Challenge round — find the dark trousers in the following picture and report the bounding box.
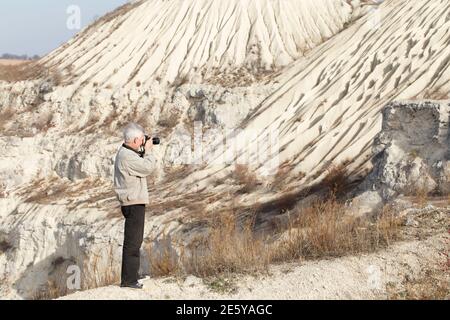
[121,204,145,285]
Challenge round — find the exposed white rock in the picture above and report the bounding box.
[361,101,450,200]
[349,190,383,218]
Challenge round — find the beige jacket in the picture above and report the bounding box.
[113,144,157,206]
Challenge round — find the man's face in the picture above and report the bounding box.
[128,134,145,150]
[135,135,145,147]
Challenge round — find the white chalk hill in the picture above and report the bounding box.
[181,0,450,193]
[42,0,365,88]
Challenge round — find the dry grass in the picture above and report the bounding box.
[164,165,194,182]
[271,195,402,261]
[81,113,101,134]
[19,177,70,204]
[421,89,450,100]
[147,236,182,277]
[84,247,121,290]
[156,107,181,137]
[322,162,352,197]
[0,240,13,254]
[115,107,154,135]
[171,74,190,88]
[233,164,260,194]
[82,0,143,36]
[204,65,276,88]
[145,193,402,282]
[33,247,120,300]
[182,210,270,278]
[17,176,115,209]
[412,186,429,208]
[157,111,180,131]
[0,107,15,131]
[270,162,295,191]
[0,61,64,86]
[32,256,76,300]
[0,61,42,82]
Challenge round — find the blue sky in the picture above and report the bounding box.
[0,0,129,57]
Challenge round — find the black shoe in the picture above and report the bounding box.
[120,282,143,289]
[138,274,148,280]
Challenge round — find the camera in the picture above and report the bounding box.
[138,135,160,158]
[145,135,160,145]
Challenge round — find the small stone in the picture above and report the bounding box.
[405,216,419,227]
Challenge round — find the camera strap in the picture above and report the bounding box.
[122,143,145,158]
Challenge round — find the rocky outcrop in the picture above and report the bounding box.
[362,101,450,201]
[348,100,450,218]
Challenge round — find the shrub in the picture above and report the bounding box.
[233,164,260,194]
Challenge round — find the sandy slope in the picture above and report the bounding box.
[59,232,448,300]
[42,0,366,87]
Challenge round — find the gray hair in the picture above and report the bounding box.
[123,122,145,142]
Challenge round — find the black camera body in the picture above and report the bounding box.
[145,135,160,145]
[138,135,160,158]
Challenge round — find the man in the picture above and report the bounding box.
[114,122,157,289]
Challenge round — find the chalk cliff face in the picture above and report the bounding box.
[0,0,449,299]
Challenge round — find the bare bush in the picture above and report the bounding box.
[233,164,260,194]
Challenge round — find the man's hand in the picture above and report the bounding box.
[144,139,153,154]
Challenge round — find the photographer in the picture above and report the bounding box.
[113,122,158,289]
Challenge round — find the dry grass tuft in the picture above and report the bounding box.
[322,162,351,197]
[233,164,260,194]
[411,183,430,208]
[421,89,450,100]
[164,165,195,182]
[171,74,190,88]
[33,248,120,300]
[84,248,121,290]
[0,240,13,254]
[270,161,302,191]
[19,177,70,204]
[183,210,270,277]
[147,236,181,277]
[0,107,15,131]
